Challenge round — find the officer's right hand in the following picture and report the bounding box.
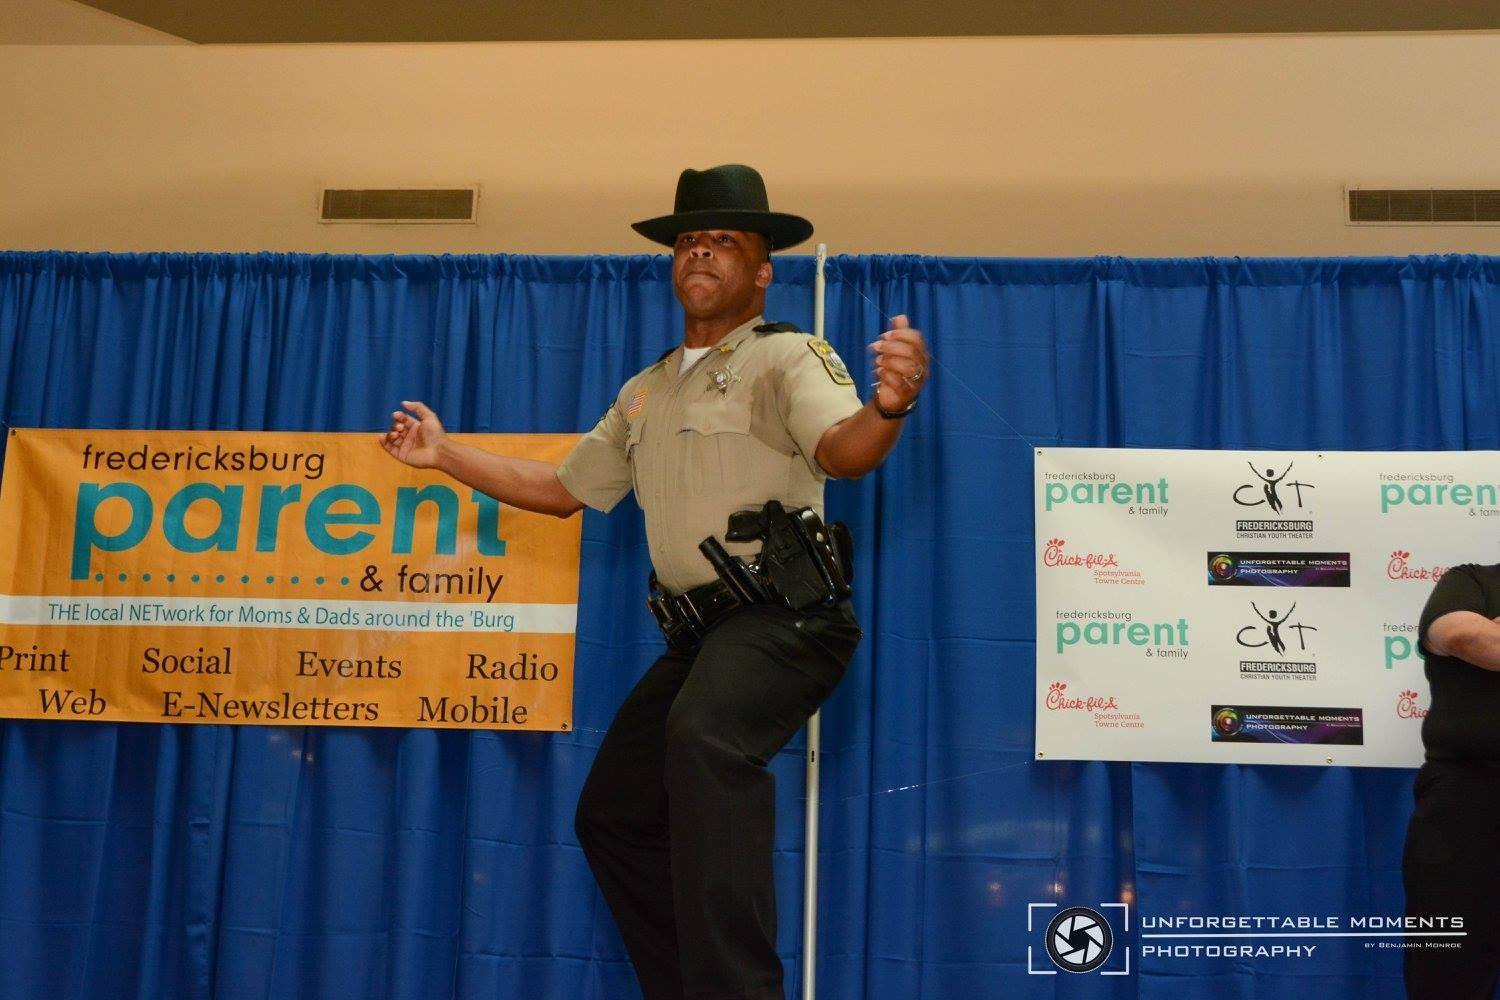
[381,400,446,469]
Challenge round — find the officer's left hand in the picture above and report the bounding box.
[870,315,930,413]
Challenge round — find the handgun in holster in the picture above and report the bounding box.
[718,500,853,611]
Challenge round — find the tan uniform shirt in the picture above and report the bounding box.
[557,316,864,593]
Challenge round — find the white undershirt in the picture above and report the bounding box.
[679,345,712,375]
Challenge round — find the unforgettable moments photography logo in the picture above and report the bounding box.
[1029,900,1466,975]
[1206,552,1351,588]
[1028,902,1130,975]
[1209,704,1364,746]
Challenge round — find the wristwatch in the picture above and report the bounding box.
[871,383,917,419]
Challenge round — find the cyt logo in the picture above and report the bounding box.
[1236,602,1316,656]
[1233,460,1314,515]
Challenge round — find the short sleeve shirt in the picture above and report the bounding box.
[1417,563,1500,761]
[556,316,864,593]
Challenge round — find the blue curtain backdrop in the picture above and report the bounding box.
[0,250,1497,1000]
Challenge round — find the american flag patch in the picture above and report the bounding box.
[626,389,648,419]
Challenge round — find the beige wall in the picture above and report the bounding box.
[0,0,185,44]
[3,32,1499,256]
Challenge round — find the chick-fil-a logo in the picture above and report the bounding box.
[1045,681,1120,712]
[1397,689,1429,720]
[1042,538,1119,571]
[1388,550,1449,583]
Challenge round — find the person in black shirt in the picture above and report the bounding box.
[1407,563,1500,998]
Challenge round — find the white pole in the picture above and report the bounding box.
[801,243,828,1000]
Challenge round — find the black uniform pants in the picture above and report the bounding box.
[574,601,860,1000]
[1402,760,1500,999]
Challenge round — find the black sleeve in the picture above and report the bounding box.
[1418,564,1486,656]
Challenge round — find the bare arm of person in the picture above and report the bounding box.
[1427,611,1500,671]
[380,400,582,518]
[815,316,930,479]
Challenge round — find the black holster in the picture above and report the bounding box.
[723,501,852,611]
[646,502,853,650]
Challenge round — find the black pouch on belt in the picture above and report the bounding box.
[646,573,700,651]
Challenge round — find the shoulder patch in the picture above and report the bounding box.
[807,339,855,385]
[754,321,805,335]
[626,388,649,420]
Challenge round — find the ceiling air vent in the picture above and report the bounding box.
[320,186,479,224]
[1347,188,1500,226]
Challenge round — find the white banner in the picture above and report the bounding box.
[1034,448,1498,767]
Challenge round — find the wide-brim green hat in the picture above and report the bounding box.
[631,164,814,251]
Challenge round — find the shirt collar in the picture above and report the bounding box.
[708,315,765,355]
[656,315,764,371]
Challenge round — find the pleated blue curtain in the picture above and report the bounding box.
[0,250,1495,1000]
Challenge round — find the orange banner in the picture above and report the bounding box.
[0,429,582,730]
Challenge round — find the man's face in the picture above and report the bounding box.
[671,229,772,322]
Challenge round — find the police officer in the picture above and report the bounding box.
[383,164,929,1000]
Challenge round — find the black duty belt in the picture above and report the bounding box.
[647,577,746,651]
[676,578,745,627]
